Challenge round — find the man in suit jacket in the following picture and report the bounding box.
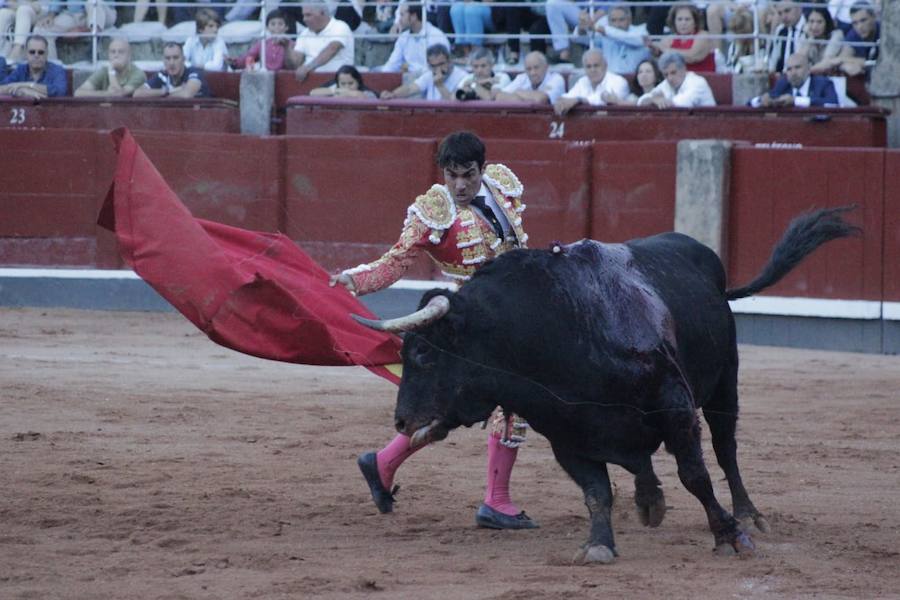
[767,0,806,74]
[750,52,839,108]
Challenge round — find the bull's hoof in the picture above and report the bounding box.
[714,531,755,557]
[573,544,616,565]
[636,496,667,528]
[739,513,771,534]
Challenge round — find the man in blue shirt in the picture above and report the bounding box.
[134,42,211,99]
[0,35,68,98]
[593,4,651,75]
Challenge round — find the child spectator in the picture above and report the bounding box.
[309,64,377,97]
[183,7,228,71]
[227,8,291,71]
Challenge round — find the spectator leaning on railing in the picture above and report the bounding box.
[289,0,355,82]
[74,37,146,97]
[492,50,565,105]
[591,4,650,76]
[0,34,66,97]
[379,2,450,76]
[134,41,211,98]
[799,7,845,75]
[601,57,663,105]
[310,64,377,97]
[749,51,838,107]
[637,51,715,108]
[647,3,715,72]
[836,1,879,77]
[768,0,806,73]
[227,9,292,71]
[381,43,466,100]
[183,8,228,72]
[553,48,628,115]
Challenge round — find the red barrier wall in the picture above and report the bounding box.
[590,141,676,242]
[883,151,900,303]
[728,146,884,300]
[0,98,240,133]
[484,139,591,247]
[284,99,886,147]
[283,135,438,276]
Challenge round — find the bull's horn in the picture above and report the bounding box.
[351,295,450,333]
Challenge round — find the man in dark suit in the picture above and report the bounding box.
[767,0,806,74]
[750,52,839,108]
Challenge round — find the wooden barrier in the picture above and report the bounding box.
[284,98,888,147]
[883,151,900,304]
[0,97,240,133]
[728,146,884,301]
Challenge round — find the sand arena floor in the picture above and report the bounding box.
[1,307,898,599]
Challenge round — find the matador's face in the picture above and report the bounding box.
[443,162,482,207]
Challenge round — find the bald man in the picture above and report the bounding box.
[492,51,566,105]
[75,38,147,98]
[554,49,629,115]
[750,52,838,108]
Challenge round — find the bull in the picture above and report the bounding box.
[353,207,859,563]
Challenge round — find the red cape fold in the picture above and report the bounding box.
[98,128,402,385]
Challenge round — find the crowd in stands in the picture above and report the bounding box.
[0,1,884,109]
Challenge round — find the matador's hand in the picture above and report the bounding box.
[329,272,357,295]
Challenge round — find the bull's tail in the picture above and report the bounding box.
[725,206,861,301]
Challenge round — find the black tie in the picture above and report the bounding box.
[471,196,504,240]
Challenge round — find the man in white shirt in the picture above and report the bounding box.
[638,51,716,108]
[492,51,566,105]
[554,49,629,115]
[768,0,807,73]
[380,44,466,100]
[290,0,355,82]
[380,2,451,76]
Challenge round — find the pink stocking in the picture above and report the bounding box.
[483,432,522,516]
[375,433,422,489]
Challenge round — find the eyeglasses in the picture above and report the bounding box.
[28,49,46,55]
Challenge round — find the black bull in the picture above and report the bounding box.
[354,207,859,563]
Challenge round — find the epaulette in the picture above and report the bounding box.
[483,164,524,198]
[408,185,456,230]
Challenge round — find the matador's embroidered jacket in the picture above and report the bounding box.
[343,164,529,296]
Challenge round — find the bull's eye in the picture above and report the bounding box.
[408,342,437,369]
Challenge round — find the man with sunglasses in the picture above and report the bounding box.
[0,35,67,98]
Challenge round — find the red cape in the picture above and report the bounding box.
[98,128,402,384]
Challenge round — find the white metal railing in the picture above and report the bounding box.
[12,0,881,72]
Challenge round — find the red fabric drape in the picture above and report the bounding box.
[98,128,402,384]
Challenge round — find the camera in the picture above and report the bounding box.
[456,88,479,101]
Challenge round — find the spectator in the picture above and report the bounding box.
[638,51,715,107]
[648,4,716,72]
[288,0,354,82]
[183,8,228,72]
[553,48,628,115]
[0,55,7,77]
[32,0,117,62]
[829,0,857,33]
[592,4,650,75]
[490,0,549,65]
[799,7,844,74]
[601,57,663,105]
[0,34,66,97]
[705,0,763,46]
[380,43,465,100]
[723,6,756,73]
[545,0,607,63]
[492,50,565,104]
[749,51,838,107]
[380,2,450,76]
[0,0,52,63]
[134,41,211,98]
[227,8,291,71]
[133,0,167,24]
[374,0,395,33]
[455,46,510,100]
[835,1,878,76]
[74,37,146,97]
[768,0,806,73]
[450,0,493,59]
[309,64,377,97]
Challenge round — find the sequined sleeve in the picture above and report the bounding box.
[342,215,433,296]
